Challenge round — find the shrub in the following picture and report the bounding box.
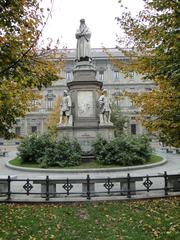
[40,138,82,168]
[17,132,55,163]
[93,135,152,166]
[18,133,82,167]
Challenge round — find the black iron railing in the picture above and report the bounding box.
[0,172,180,201]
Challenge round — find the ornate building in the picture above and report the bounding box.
[12,48,154,140]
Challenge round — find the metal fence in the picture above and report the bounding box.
[0,171,180,202]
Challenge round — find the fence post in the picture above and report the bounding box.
[27,178,30,195]
[127,173,131,198]
[7,175,11,200]
[164,171,168,196]
[46,176,49,201]
[86,174,91,200]
[67,178,70,195]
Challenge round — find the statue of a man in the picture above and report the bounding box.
[59,90,72,125]
[98,89,112,124]
[75,19,91,61]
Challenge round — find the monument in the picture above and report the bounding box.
[57,19,114,153]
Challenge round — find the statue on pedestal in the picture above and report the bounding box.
[98,89,112,125]
[59,90,72,126]
[75,19,91,62]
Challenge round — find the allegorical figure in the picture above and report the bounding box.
[75,18,91,61]
[98,89,112,124]
[59,90,72,125]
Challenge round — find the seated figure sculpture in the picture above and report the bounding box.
[98,89,112,125]
[59,90,72,125]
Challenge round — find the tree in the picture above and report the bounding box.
[111,101,129,136]
[113,0,180,147]
[0,0,63,138]
[48,96,61,136]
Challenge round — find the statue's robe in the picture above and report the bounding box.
[75,25,91,60]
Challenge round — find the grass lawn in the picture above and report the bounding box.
[0,197,179,240]
[9,154,163,169]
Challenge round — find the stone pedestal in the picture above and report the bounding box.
[57,61,114,153]
[57,125,114,152]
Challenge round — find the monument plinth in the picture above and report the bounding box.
[57,19,114,153]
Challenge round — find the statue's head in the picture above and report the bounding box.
[80,18,85,24]
[63,90,68,96]
[102,89,107,95]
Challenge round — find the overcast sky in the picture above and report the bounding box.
[41,0,145,49]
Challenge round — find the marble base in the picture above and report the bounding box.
[57,125,114,153]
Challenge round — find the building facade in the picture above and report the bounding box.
[12,48,154,139]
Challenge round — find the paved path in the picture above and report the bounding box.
[0,149,180,178]
[0,149,180,201]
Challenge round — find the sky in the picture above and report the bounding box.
[40,0,145,49]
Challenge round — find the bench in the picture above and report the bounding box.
[119,177,143,195]
[161,147,180,154]
[167,175,180,192]
[33,178,95,198]
[0,176,17,196]
[33,176,144,198]
[33,178,62,198]
[0,151,8,157]
[82,177,144,196]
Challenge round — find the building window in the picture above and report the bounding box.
[131,124,136,135]
[113,88,122,106]
[31,89,39,108]
[15,127,21,136]
[16,119,20,124]
[46,90,55,110]
[145,88,152,92]
[31,126,37,133]
[47,98,53,110]
[129,88,135,92]
[66,71,72,81]
[99,71,104,81]
[129,71,134,79]
[113,71,119,80]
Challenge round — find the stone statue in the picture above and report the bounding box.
[75,19,91,61]
[59,90,72,125]
[98,89,112,125]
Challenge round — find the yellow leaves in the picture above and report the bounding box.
[166,224,179,236]
[155,217,161,225]
[48,96,61,136]
[78,208,89,220]
[0,0,65,138]
[49,235,55,239]
[126,78,180,146]
[56,224,62,230]
[0,198,180,239]
[114,0,180,147]
[29,236,37,240]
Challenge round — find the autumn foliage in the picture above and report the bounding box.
[48,96,61,136]
[0,0,63,138]
[0,198,179,239]
[114,0,180,147]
